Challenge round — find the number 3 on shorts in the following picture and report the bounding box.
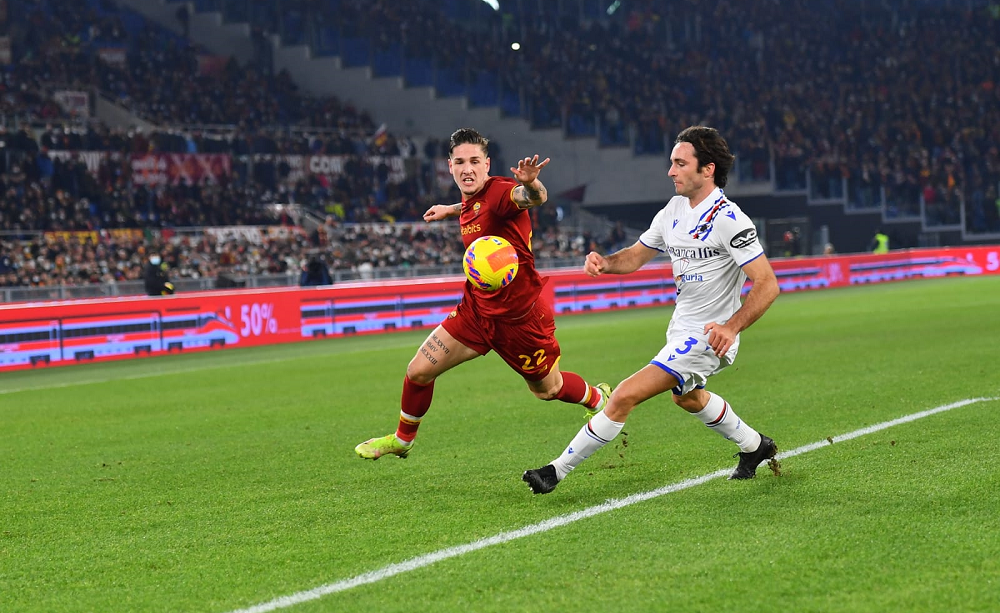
[675,336,699,355]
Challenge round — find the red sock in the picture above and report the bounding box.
[553,371,601,408]
[396,376,434,443]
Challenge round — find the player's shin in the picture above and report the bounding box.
[554,371,604,407]
[551,411,625,480]
[691,392,762,452]
[396,376,434,443]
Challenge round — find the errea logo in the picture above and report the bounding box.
[730,228,758,249]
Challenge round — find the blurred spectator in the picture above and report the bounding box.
[143,252,174,295]
[870,228,890,254]
[781,227,802,257]
[299,256,331,286]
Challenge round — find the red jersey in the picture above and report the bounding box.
[458,176,543,319]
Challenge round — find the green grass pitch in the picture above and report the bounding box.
[2,276,999,612]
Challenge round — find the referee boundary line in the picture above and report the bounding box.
[226,396,997,613]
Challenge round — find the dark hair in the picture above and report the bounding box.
[449,128,489,157]
[675,126,735,188]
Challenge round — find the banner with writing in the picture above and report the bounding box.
[131,154,232,186]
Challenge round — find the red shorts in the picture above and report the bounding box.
[441,292,561,382]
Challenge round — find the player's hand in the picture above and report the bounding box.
[584,251,608,277]
[704,322,737,357]
[423,204,453,222]
[510,155,550,184]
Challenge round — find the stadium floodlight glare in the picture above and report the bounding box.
[511,42,521,50]
[480,0,499,10]
[607,1,620,16]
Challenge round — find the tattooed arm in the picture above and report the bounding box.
[510,154,551,209]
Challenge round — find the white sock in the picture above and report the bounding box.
[692,392,761,452]
[551,411,625,480]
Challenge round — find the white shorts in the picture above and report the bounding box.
[650,320,739,396]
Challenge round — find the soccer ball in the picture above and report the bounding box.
[463,235,519,291]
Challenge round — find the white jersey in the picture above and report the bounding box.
[639,188,764,331]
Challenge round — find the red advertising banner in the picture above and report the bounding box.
[1,246,998,373]
[131,154,232,186]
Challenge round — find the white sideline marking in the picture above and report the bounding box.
[227,396,996,613]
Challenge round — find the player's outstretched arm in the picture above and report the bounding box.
[423,203,462,222]
[590,241,659,276]
[511,155,550,209]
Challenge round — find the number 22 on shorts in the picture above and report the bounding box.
[518,348,548,373]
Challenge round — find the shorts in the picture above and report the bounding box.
[650,319,740,395]
[441,293,561,383]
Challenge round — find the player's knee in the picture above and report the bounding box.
[405,361,435,386]
[530,378,561,400]
[606,388,640,416]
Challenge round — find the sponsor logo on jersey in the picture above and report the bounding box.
[730,228,758,249]
[678,273,704,282]
[461,223,482,235]
[668,246,721,259]
[673,258,705,285]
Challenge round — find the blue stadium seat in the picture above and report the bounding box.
[312,25,340,57]
[500,88,523,118]
[403,57,434,87]
[468,71,499,108]
[567,112,596,138]
[372,44,403,77]
[340,37,371,67]
[434,65,465,98]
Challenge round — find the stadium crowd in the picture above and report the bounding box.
[297,0,999,228]
[0,218,608,288]
[2,0,1000,292]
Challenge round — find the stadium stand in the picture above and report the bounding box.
[1,0,999,300]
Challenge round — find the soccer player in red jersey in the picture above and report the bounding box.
[355,128,611,459]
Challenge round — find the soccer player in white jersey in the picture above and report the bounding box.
[523,126,781,494]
